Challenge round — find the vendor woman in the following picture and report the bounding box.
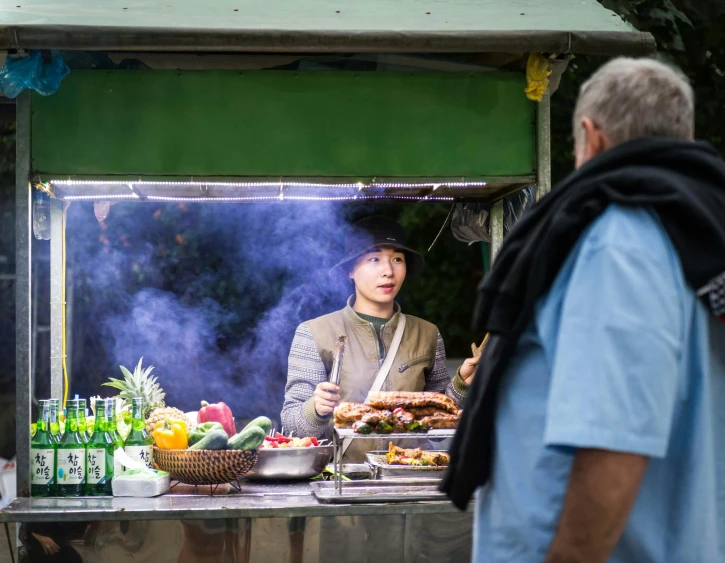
[281,215,478,440]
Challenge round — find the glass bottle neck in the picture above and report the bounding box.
[36,403,50,432]
[66,408,79,433]
[94,406,107,432]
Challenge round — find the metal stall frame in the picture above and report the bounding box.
[10,0,654,506]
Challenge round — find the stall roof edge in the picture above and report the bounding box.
[0,0,655,55]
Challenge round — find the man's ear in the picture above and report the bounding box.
[582,118,611,155]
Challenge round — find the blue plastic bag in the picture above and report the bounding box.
[0,50,70,98]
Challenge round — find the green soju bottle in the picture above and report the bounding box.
[77,399,90,443]
[56,399,86,497]
[85,400,114,496]
[49,399,61,444]
[124,397,153,469]
[105,398,125,477]
[31,400,57,497]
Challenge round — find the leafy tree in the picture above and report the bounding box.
[552,0,725,182]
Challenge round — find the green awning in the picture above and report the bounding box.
[0,0,655,55]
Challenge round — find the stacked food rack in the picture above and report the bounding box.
[311,428,456,503]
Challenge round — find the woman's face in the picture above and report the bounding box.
[350,246,407,308]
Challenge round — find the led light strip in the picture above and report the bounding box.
[137,195,454,203]
[61,194,140,201]
[50,179,486,189]
[147,195,280,202]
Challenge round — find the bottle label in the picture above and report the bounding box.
[58,448,86,484]
[87,448,107,484]
[124,445,153,469]
[31,448,55,485]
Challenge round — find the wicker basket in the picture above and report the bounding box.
[153,447,259,485]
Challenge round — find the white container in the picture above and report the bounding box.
[112,471,170,497]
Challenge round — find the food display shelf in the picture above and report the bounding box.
[333,429,456,439]
[331,428,456,494]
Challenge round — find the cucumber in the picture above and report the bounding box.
[242,416,272,435]
[227,426,266,451]
[189,429,229,451]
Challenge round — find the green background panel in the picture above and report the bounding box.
[31,70,535,177]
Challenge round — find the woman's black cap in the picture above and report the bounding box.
[329,216,424,277]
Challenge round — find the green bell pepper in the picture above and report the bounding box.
[188,421,225,446]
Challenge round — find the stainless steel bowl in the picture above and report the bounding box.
[245,445,334,480]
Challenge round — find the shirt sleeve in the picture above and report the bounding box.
[544,242,684,458]
[425,331,468,407]
[280,323,332,439]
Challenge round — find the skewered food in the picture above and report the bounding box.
[333,394,460,433]
[419,412,460,429]
[352,421,373,435]
[385,443,450,467]
[261,433,322,448]
[333,403,375,427]
[365,391,459,415]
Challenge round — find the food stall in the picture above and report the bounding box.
[2,1,653,561]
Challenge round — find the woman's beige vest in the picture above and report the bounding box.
[306,298,440,461]
[306,298,439,404]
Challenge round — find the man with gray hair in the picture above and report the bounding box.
[443,57,725,562]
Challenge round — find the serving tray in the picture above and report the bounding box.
[311,479,447,503]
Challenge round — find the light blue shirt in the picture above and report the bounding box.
[474,205,725,563]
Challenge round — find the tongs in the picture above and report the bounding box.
[329,335,347,386]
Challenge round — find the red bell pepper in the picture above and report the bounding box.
[198,400,236,437]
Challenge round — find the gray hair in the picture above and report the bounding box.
[573,57,694,147]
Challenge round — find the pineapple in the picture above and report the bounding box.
[103,357,193,434]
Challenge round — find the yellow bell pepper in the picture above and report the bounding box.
[152,418,188,450]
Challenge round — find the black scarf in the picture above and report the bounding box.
[440,137,725,510]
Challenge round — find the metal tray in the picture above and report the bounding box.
[311,479,447,504]
[365,451,448,480]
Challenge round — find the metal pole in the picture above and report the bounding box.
[15,91,32,498]
[536,90,552,201]
[490,200,504,262]
[49,198,64,400]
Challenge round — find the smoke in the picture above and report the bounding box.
[66,200,367,424]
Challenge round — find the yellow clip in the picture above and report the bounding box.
[525,53,551,102]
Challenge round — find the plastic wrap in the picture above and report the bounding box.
[503,185,536,235]
[450,185,536,244]
[524,53,551,102]
[0,51,70,98]
[451,203,491,244]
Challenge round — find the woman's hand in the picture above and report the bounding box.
[460,334,489,385]
[458,356,481,385]
[32,533,60,555]
[313,382,341,417]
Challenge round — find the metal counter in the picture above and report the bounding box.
[1,482,467,523]
[2,483,473,563]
